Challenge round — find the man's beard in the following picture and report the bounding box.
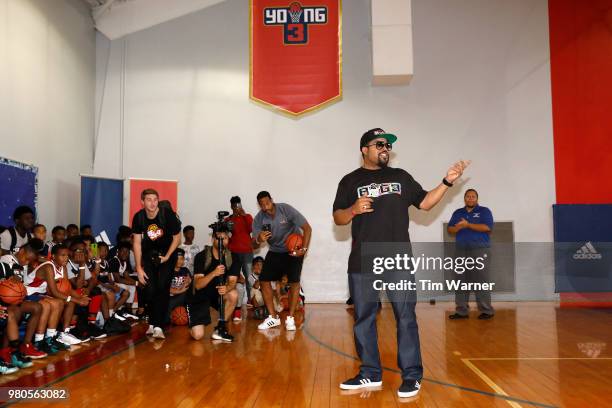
[377,154,389,168]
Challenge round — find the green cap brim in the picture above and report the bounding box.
[381,133,397,144]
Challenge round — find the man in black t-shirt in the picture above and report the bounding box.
[132,189,181,340]
[186,230,239,343]
[333,128,469,398]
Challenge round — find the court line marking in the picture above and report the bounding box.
[301,311,558,408]
[465,357,612,360]
[461,358,522,408]
[460,357,612,408]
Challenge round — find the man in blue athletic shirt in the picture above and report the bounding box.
[447,188,495,320]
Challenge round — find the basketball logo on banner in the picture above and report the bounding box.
[251,0,342,116]
[263,3,328,44]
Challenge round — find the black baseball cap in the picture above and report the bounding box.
[360,128,397,149]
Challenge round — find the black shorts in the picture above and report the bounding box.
[185,287,222,328]
[186,302,211,328]
[260,251,303,283]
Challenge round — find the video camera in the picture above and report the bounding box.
[208,211,234,234]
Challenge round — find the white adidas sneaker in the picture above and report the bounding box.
[258,315,281,330]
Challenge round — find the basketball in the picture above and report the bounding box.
[285,233,303,252]
[56,278,72,296]
[171,306,189,326]
[0,279,27,305]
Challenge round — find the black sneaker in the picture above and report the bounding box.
[397,379,421,398]
[88,324,108,340]
[448,313,469,320]
[69,327,91,343]
[34,339,58,356]
[339,374,382,390]
[10,351,33,369]
[211,327,233,343]
[51,335,71,351]
[478,313,494,320]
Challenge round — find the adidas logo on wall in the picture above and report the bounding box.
[573,242,603,260]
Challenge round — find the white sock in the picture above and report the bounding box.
[109,309,114,316]
[46,329,57,338]
[34,333,44,342]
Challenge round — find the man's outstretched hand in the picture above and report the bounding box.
[446,160,471,184]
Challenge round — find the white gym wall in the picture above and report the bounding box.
[87,0,555,302]
[0,0,96,226]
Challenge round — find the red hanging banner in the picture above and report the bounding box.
[250,0,342,116]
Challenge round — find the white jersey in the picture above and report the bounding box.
[67,259,92,281]
[0,228,30,253]
[0,254,25,281]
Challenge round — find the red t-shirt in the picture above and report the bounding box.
[226,214,253,254]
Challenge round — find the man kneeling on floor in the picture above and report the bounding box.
[186,229,239,342]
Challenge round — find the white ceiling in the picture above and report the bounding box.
[84,0,227,40]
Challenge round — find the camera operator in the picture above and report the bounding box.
[186,221,239,342]
[132,189,182,340]
[252,191,311,331]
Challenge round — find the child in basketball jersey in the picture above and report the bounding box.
[249,257,266,319]
[109,243,140,316]
[17,239,64,358]
[0,245,48,373]
[48,226,66,250]
[96,242,130,322]
[66,240,107,340]
[28,244,91,351]
[0,242,48,362]
[33,224,50,259]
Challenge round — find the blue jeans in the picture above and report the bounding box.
[348,273,423,381]
[233,252,253,302]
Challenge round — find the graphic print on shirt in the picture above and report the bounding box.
[147,224,164,241]
[356,182,402,198]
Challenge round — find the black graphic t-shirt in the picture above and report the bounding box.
[187,251,240,304]
[333,167,428,273]
[132,208,182,255]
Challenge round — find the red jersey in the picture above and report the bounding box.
[226,214,253,254]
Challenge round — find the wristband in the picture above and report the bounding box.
[79,266,86,270]
[65,296,72,303]
[442,178,453,187]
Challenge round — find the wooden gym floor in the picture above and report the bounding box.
[1,302,611,407]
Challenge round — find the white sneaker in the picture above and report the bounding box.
[285,316,296,331]
[152,327,165,339]
[146,325,155,335]
[57,331,82,345]
[258,315,281,330]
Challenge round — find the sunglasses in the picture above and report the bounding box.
[366,141,393,150]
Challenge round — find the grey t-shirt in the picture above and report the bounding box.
[252,203,307,253]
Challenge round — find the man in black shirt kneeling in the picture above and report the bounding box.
[186,230,239,342]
